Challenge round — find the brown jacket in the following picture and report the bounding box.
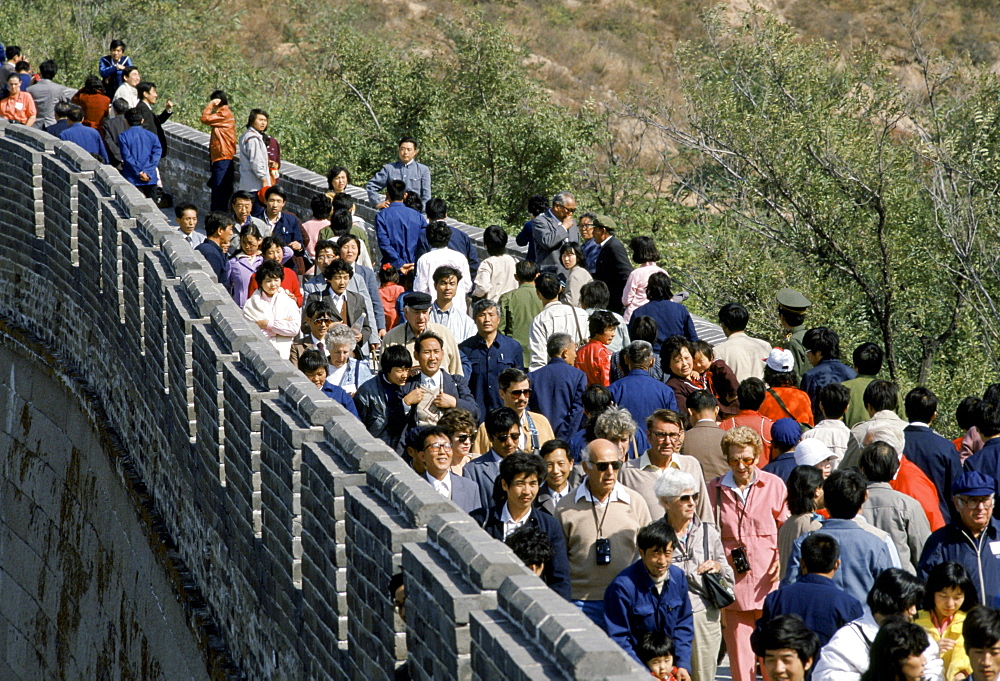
[681,419,728,481]
[200,103,236,162]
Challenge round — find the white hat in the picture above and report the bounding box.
[765,348,795,373]
[794,438,837,467]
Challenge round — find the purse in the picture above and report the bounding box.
[699,521,736,609]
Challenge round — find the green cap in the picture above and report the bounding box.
[593,214,617,232]
[775,288,811,312]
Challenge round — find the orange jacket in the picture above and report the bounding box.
[200,103,236,162]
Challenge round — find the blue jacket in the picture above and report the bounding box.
[800,359,857,423]
[567,427,650,463]
[515,219,536,262]
[459,332,523,420]
[321,383,359,418]
[472,504,571,600]
[919,518,1000,608]
[783,518,898,605]
[604,561,694,669]
[415,226,480,278]
[762,450,798,484]
[760,573,863,647]
[375,202,425,268]
[581,239,600,273]
[269,212,305,256]
[118,125,161,186]
[463,449,503,511]
[904,424,962,523]
[529,358,587,441]
[60,123,108,163]
[629,300,698,354]
[609,369,678,432]
[963,439,1000,519]
[195,240,229,284]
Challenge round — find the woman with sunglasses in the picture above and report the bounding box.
[655,468,732,681]
[707,426,789,681]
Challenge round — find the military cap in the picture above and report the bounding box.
[775,288,811,313]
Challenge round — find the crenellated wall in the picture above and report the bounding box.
[0,121,645,679]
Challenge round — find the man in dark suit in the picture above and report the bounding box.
[289,299,337,367]
[304,258,372,359]
[413,425,482,514]
[464,407,521,511]
[531,191,580,269]
[591,214,632,314]
[135,81,172,156]
[471,451,571,599]
[529,332,586,440]
[402,331,478,434]
[903,387,963,523]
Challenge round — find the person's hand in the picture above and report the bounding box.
[376,200,390,210]
[288,241,302,251]
[165,99,173,111]
[696,560,721,574]
[138,172,150,182]
[675,668,692,681]
[255,319,269,330]
[433,393,457,409]
[209,98,221,107]
[116,63,125,71]
[399,263,414,275]
[378,329,386,339]
[937,639,957,654]
[402,387,423,406]
[767,557,780,583]
[353,330,363,343]
[369,343,380,354]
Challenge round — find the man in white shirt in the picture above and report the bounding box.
[713,302,773,383]
[413,221,471,311]
[801,383,860,466]
[528,272,589,370]
[414,425,481,514]
[429,266,476,342]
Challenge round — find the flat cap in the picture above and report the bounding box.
[593,214,617,232]
[403,291,432,310]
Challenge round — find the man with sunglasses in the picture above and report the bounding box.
[471,368,554,456]
[530,191,580,269]
[414,426,481,514]
[463,407,523,511]
[556,438,651,630]
[289,299,337,367]
[620,409,711,523]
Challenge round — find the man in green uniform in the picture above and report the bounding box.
[775,288,811,381]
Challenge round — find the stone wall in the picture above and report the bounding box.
[0,123,645,678]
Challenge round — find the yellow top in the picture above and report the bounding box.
[915,610,971,681]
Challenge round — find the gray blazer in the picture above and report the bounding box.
[449,473,483,515]
[531,210,580,269]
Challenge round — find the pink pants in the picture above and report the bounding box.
[722,608,761,681]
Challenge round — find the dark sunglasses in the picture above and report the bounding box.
[675,493,700,503]
[507,388,532,397]
[591,461,623,472]
[455,434,472,443]
[495,432,521,442]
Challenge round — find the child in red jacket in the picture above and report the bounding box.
[575,311,618,387]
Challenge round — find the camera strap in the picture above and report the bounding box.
[590,492,613,538]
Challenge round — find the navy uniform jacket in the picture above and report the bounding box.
[919,518,1000,607]
[375,202,425,268]
[472,504,571,599]
[353,374,407,454]
[759,573,863,647]
[592,236,632,315]
[904,424,962,523]
[963,439,1000,519]
[630,300,698,355]
[321,383,360,418]
[459,332,523,419]
[529,358,587,440]
[604,561,694,669]
[609,369,678,433]
[268,212,305,257]
[800,359,857,423]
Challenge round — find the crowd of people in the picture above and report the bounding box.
[10,36,1000,681]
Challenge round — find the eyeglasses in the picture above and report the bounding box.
[312,317,334,324]
[672,493,700,503]
[650,430,683,441]
[494,432,521,442]
[728,457,756,466]
[454,434,472,443]
[958,496,994,508]
[590,460,623,472]
[556,203,576,215]
[423,442,453,453]
[506,389,532,397]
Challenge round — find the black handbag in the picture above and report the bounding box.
[701,494,737,609]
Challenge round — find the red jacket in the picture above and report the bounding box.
[575,340,612,387]
[891,456,946,531]
[247,266,303,307]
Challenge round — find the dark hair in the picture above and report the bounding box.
[540,439,571,459]
[853,342,884,375]
[312,239,336,256]
[687,390,717,413]
[204,212,235,237]
[261,236,286,257]
[297,349,327,374]
[984,383,1000,405]
[403,193,423,213]
[527,194,549,217]
[230,190,256,206]
[327,208,352,238]
[310,193,333,221]
[824,468,869,519]
[956,397,981,432]
[505,525,553,569]
[337,234,362,256]
[483,225,508,256]
[239,221,263,241]
[637,519,677,552]
[174,202,197,219]
[332,192,355,212]
[629,236,660,263]
[326,165,351,189]
[588,310,618,338]
[398,136,418,148]
[499,368,529,391]
[426,220,452,249]
[801,533,839,573]
[787,465,825,515]
[414,331,444,354]
[54,101,73,119]
[903,386,937,424]
[417,425,451,451]
[661,336,692,372]
[471,298,498,320]
[304,298,336,320]
[579,281,610,310]
[485,407,520,438]
[380,344,412,374]
[209,89,229,107]
[438,408,477,437]
[11,61,28,74]
[819,383,851,420]
[630,316,658,344]
[718,303,749,332]
[254,259,285,286]
[109,40,126,52]
[432,265,462,286]
[514,260,539,283]
[535,273,561,301]
[124,107,144,126]
[137,81,156,99]
[750,614,819,665]
[379,264,400,286]
[559,241,585,268]
[922,561,977,613]
[425,197,447,221]
[582,384,612,416]
[692,340,714,361]
[803,327,840,360]
[246,108,269,129]
[647,409,684,432]
[861,616,931,681]
[39,59,57,80]
[386,179,407,202]
[499,451,547,486]
[864,380,899,412]
[964,606,1000,651]
[82,74,104,94]
[646,272,673,301]
[264,186,287,202]
[323,258,353,281]
[979,401,1000,439]
[858,441,900,483]
[111,97,130,116]
[120,65,139,80]
[764,365,798,388]
[867,568,925,617]
[778,305,806,328]
[637,631,675,665]
[64,104,83,123]
[737,378,766,411]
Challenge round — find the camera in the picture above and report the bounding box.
[596,538,612,565]
[730,546,751,573]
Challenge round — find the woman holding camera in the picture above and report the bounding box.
[707,426,789,681]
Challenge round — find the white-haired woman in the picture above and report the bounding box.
[324,325,373,396]
[655,468,733,681]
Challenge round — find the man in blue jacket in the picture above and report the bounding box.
[604,520,694,676]
[528,332,586,440]
[903,386,963,523]
[799,327,857,423]
[375,179,425,275]
[118,107,161,198]
[609,340,678,430]
[459,298,523,419]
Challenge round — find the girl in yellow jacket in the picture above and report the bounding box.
[915,561,977,681]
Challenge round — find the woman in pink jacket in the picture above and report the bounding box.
[707,426,789,681]
[622,236,667,322]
